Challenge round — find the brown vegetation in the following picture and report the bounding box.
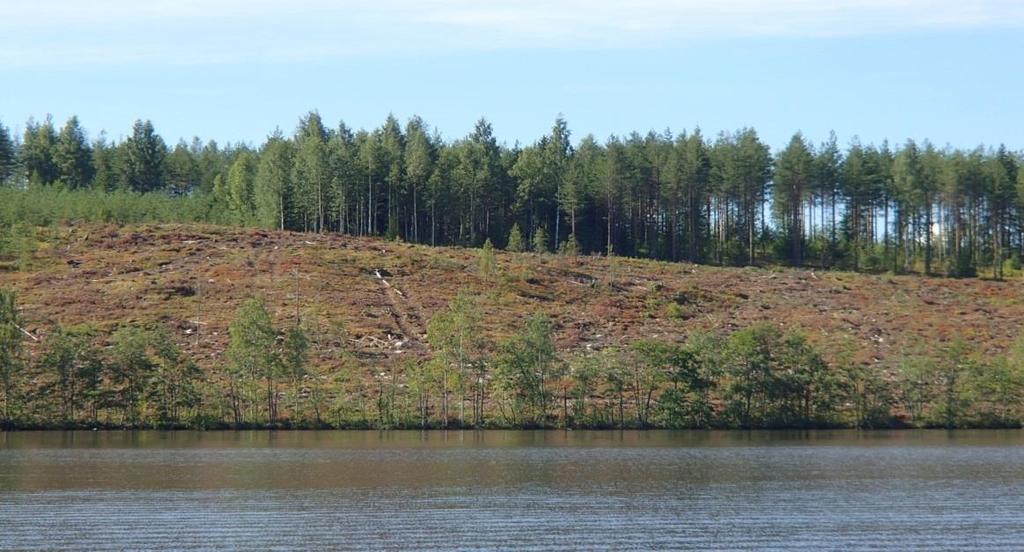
[4,223,1023,381]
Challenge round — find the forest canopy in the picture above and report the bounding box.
[1,113,1022,278]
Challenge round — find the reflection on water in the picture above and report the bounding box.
[1,430,1022,550]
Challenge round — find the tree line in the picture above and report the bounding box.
[2,113,1023,277]
[2,287,1023,430]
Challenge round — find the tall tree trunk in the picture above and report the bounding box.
[925,195,933,275]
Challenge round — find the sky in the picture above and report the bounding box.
[2,0,1023,150]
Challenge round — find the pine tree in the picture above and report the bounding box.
[532,226,549,253]
[478,238,497,278]
[773,132,814,265]
[814,132,842,254]
[560,233,580,256]
[506,223,525,252]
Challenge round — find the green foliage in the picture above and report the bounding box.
[934,340,973,428]
[0,120,16,185]
[898,355,935,424]
[532,226,548,253]
[36,326,104,424]
[255,134,294,230]
[967,337,1024,426]
[4,301,1024,430]
[559,233,580,256]
[282,326,310,382]
[122,120,167,193]
[0,224,39,271]
[227,298,279,425]
[773,132,813,265]
[2,113,1022,280]
[626,340,673,427]
[722,324,840,428]
[648,335,719,428]
[494,314,556,427]
[0,186,215,229]
[110,326,157,425]
[21,116,58,185]
[54,116,94,189]
[6,111,1024,429]
[293,112,331,233]
[227,151,257,224]
[0,289,25,423]
[149,326,202,426]
[893,339,1007,428]
[282,325,310,421]
[844,363,895,428]
[567,355,600,427]
[506,223,525,252]
[426,292,485,427]
[478,238,497,278]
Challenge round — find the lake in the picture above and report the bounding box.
[1,430,1022,550]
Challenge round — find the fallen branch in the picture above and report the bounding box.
[15,323,39,342]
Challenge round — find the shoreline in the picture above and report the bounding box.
[4,423,1023,432]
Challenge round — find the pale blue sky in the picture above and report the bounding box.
[2,0,1023,150]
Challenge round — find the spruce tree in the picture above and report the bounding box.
[255,133,294,231]
[122,119,167,193]
[91,134,117,191]
[54,116,94,189]
[21,116,58,185]
[0,121,16,185]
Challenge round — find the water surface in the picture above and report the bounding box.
[1,430,1022,550]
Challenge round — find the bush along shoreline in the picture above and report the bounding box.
[3,287,1024,431]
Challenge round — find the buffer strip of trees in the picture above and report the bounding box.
[1,114,1023,278]
[2,287,1024,430]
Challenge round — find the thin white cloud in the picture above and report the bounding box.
[3,0,1024,67]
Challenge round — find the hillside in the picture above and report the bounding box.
[4,223,1022,375]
